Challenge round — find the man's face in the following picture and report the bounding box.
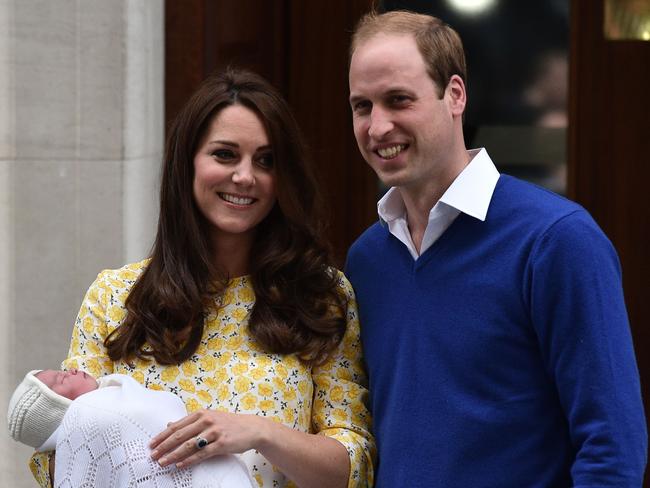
[36,369,98,400]
[349,33,460,191]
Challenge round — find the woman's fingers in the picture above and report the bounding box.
[150,415,205,465]
[149,412,199,449]
[151,428,206,466]
[174,434,219,469]
[156,430,211,467]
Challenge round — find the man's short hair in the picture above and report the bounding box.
[351,10,467,98]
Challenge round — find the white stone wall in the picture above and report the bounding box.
[0,1,164,486]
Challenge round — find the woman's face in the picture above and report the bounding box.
[193,104,277,246]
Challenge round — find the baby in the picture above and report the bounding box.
[7,369,254,487]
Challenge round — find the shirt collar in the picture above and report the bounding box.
[377,187,406,224]
[377,148,500,224]
[439,148,500,221]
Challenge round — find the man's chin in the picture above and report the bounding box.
[375,170,409,188]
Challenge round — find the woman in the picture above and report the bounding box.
[30,68,375,488]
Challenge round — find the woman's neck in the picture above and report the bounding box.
[209,231,254,278]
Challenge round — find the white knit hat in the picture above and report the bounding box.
[7,370,72,448]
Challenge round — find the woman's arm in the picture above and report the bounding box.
[61,267,124,376]
[307,273,376,487]
[255,418,351,488]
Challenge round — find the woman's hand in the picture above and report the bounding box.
[149,409,267,469]
[151,408,349,487]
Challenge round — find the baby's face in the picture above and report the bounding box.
[36,369,98,400]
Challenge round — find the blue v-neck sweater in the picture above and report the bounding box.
[346,175,646,487]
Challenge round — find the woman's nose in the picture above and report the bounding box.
[232,160,255,186]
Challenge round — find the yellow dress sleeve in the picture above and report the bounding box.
[60,268,118,375]
[28,269,119,485]
[311,272,376,488]
[29,452,53,488]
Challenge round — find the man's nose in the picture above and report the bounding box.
[368,108,394,139]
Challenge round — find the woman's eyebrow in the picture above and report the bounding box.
[207,140,238,147]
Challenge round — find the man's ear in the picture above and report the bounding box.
[446,74,467,117]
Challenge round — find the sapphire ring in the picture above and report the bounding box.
[195,436,209,449]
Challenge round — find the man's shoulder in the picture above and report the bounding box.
[497,175,580,212]
[494,175,591,228]
[494,175,614,257]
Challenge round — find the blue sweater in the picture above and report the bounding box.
[346,175,647,487]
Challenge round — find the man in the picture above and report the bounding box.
[345,10,647,487]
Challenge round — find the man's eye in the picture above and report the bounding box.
[353,101,371,113]
[389,95,409,104]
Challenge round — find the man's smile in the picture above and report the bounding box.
[376,144,408,159]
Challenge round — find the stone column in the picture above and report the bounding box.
[0,1,163,486]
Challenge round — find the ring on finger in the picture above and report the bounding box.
[195,435,209,450]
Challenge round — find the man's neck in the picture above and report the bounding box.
[400,151,471,253]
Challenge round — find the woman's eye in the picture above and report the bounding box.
[257,153,274,169]
[211,149,236,160]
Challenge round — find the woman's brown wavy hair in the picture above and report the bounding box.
[105,68,346,366]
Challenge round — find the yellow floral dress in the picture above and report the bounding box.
[30,260,375,488]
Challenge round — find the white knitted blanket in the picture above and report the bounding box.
[52,374,254,488]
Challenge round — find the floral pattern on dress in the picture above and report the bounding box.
[30,260,375,488]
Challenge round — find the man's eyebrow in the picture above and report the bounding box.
[349,94,366,105]
[350,87,414,104]
[386,88,408,94]
[384,88,415,97]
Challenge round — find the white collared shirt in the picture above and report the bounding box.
[377,148,500,260]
